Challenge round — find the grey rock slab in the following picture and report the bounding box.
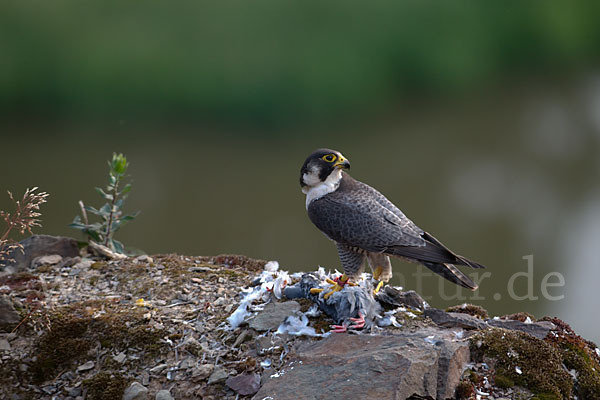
[141,371,150,386]
[123,382,148,400]
[113,352,127,363]
[248,301,301,331]
[77,360,95,372]
[0,235,79,273]
[424,309,554,340]
[486,319,555,340]
[72,259,94,270]
[0,295,21,328]
[424,308,488,330]
[155,390,174,400]
[149,363,168,374]
[178,357,195,369]
[233,329,252,348]
[207,366,229,384]
[436,336,470,398]
[192,364,214,381]
[58,256,81,269]
[134,255,154,264]
[226,372,261,396]
[31,254,62,268]
[0,339,11,351]
[253,326,470,400]
[41,385,56,395]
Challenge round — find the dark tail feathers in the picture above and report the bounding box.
[422,232,486,269]
[422,262,479,291]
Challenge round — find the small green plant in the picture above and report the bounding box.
[0,187,49,263]
[70,153,139,254]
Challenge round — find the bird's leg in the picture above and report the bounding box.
[372,266,384,280]
[373,280,385,295]
[368,254,393,295]
[330,312,365,333]
[371,266,386,295]
[309,274,356,299]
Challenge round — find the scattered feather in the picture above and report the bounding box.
[276,313,330,337]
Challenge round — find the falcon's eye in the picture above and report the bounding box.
[322,154,336,163]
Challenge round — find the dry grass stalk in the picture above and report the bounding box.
[0,187,49,262]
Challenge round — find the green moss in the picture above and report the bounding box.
[494,374,515,388]
[541,316,600,399]
[30,313,91,383]
[470,329,572,398]
[466,369,483,385]
[562,342,600,398]
[29,300,165,383]
[83,372,128,400]
[446,303,489,319]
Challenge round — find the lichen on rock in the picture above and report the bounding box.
[470,328,573,399]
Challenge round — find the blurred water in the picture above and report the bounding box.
[1,77,599,343]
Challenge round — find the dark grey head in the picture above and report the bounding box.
[300,148,350,189]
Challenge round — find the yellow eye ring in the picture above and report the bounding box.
[322,154,336,163]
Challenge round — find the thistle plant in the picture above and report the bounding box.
[0,187,49,263]
[70,153,139,254]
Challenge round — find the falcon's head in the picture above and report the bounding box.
[300,148,350,192]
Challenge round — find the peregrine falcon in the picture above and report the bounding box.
[300,148,485,297]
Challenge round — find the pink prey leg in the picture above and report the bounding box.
[330,312,365,333]
[348,312,365,329]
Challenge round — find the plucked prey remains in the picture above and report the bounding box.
[300,148,485,297]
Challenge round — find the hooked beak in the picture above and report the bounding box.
[334,156,350,170]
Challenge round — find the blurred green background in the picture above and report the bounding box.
[2,2,600,342]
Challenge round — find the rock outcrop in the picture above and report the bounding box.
[255,326,469,400]
[0,235,79,274]
[1,250,598,400]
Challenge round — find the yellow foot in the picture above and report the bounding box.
[373,280,384,296]
[309,274,356,300]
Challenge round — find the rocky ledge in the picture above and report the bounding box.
[1,236,599,400]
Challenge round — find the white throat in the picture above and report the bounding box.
[302,169,343,209]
